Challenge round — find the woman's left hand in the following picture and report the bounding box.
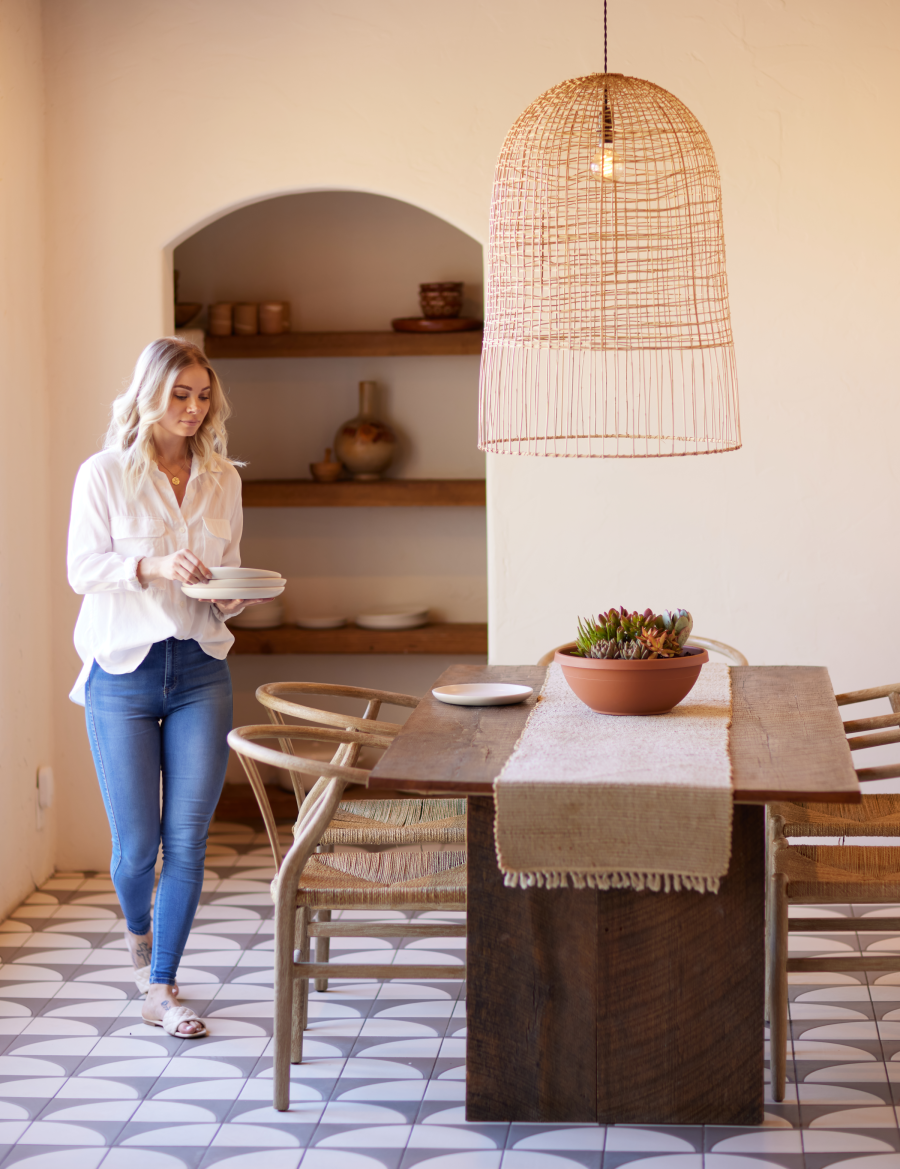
[200,598,274,616]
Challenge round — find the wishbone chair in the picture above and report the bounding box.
[255,681,467,990]
[227,723,466,1112]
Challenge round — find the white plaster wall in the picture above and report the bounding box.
[0,0,55,913]
[42,0,900,867]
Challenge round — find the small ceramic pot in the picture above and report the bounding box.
[175,302,202,327]
[555,646,709,715]
[259,302,290,334]
[310,448,343,482]
[233,303,259,336]
[208,302,234,336]
[334,382,397,481]
[419,282,463,319]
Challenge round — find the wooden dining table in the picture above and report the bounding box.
[367,663,860,1126]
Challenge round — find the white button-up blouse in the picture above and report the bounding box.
[67,449,243,705]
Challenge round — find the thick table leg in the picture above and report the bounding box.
[466,797,765,1124]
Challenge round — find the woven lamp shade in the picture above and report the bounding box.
[478,73,740,458]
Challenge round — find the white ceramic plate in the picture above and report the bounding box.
[182,584,286,600]
[295,616,348,629]
[207,566,283,579]
[432,683,534,707]
[356,608,429,630]
[206,577,286,589]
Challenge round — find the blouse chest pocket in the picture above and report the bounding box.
[110,515,166,556]
[202,516,231,567]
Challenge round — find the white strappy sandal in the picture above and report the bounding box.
[142,1003,208,1039]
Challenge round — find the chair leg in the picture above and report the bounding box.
[291,906,309,1064]
[273,895,297,1111]
[315,908,332,992]
[767,870,789,1102]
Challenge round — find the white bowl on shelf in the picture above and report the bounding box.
[355,605,429,631]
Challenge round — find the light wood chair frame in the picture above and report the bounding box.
[227,723,466,1111]
[766,682,900,1101]
[255,680,465,992]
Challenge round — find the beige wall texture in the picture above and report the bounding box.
[0,0,55,913]
[28,0,899,869]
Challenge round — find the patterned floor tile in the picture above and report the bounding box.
[10,835,900,1168]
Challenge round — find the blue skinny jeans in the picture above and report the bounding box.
[85,637,232,985]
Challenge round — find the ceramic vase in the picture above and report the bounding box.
[334,382,397,481]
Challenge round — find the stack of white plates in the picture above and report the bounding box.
[182,565,286,601]
[355,604,429,631]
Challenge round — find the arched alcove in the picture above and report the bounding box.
[174,189,484,331]
[174,190,487,770]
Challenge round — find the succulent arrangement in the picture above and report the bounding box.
[574,607,693,660]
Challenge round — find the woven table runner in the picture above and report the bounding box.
[494,662,734,893]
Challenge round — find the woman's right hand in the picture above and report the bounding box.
[137,550,211,587]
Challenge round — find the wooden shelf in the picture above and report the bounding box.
[205,330,482,359]
[229,622,487,656]
[241,478,485,508]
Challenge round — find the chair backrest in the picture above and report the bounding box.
[256,681,419,737]
[536,636,748,669]
[227,723,390,870]
[834,683,900,786]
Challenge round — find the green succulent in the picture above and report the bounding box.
[574,606,693,661]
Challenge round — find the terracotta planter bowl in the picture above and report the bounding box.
[555,646,709,715]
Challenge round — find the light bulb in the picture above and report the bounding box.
[590,142,623,182]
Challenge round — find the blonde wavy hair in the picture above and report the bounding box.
[105,337,233,496]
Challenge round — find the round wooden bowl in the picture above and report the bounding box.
[175,302,202,327]
[555,646,709,715]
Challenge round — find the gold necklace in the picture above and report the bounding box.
[157,453,191,487]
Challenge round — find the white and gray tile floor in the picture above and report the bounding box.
[2,824,900,1169]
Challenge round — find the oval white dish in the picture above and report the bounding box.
[432,683,534,707]
[182,584,286,600]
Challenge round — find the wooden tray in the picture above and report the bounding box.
[391,317,482,333]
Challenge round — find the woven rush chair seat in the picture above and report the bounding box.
[227,723,467,1112]
[322,799,467,848]
[770,795,900,837]
[766,680,900,1105]
[289,853,467,908]
[774,839,900,902]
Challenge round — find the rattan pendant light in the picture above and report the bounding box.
[478,10,740,458]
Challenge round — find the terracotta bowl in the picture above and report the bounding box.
[555,646,709,715]
[175,302,202,327]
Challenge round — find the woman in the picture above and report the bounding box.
[68,337,261,1038]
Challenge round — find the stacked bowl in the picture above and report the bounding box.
[182,565,285,601]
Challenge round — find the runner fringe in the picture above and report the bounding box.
[501,869,721,894]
